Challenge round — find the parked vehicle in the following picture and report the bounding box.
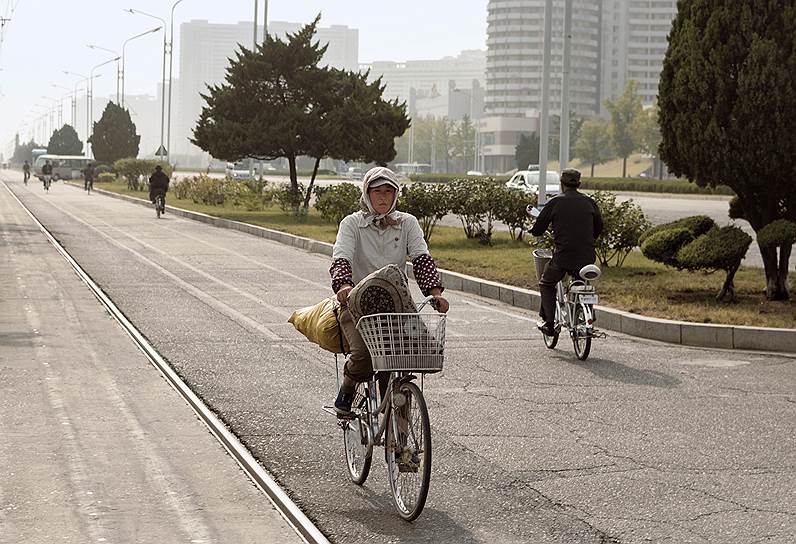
[33,154,91,181]
[505,170,560,197]
[225,160,254,181]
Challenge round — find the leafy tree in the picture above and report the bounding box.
[451,115,476,172]
[604,80,643,178]
[658,0,796,300]
[313,183,361,224]
[89,102,140,164]
[573,118,612,176]
[193,16,409,214]
[634,105,663,178]
[514,132,540,171]
[448,177,503,244]
[47,124,83,156]
[493,187,536,241]
[11,139,44,164]
[548,113,584,162]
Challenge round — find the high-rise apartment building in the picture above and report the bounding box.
[485,0,602,118]
[601,0,678,107]
[173,19,358,159]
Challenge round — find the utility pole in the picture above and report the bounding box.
[559,0,573,170]
[537,0,553,206]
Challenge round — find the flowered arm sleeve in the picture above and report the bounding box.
[329,258,353,293]
[412,254,443,296]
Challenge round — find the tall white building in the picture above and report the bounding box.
[485,0,602,118]
[601,0,678,107]
[173,19,358,160]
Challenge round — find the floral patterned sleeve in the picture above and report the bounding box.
[329,258,353,293]
[412,254,443,296]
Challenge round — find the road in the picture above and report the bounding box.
[4,170,794,543]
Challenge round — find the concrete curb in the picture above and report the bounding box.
[87,185,796,354]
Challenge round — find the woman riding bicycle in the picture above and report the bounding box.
[330,166,449,417]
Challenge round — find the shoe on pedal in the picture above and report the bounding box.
[536,320,555,336]
[334,389,354,418]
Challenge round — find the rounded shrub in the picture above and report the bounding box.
[641,227,694,266]
[97,172,116,183]
[314,183,361,224]
[398,182,451,241]
[676,226,752,272]
[640,214,715,244]
[756,219,796,248]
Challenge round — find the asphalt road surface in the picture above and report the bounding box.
[4,170,794,543]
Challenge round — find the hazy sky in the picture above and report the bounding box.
[0,0,488,153]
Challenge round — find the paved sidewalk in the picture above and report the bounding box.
[0,183,303,542]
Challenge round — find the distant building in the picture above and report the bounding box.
[363,50,487,118]
[601,0,678,108]
[173,19,359,159]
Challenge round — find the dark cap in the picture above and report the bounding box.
[155,165,163,171]
[560,168,582,187]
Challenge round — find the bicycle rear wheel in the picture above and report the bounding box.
[572,304,592,360]
[343,385,372,485]
[155,197,163,218]
[385,381,431,521]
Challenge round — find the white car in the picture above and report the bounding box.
[505,170,560,197]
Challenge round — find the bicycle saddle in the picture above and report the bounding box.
[579,264,601,281]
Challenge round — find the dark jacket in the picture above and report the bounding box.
[42,163,53,175]
[149,170,169,194]
[530,189,604,270]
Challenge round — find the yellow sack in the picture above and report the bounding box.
[288,296,350,354]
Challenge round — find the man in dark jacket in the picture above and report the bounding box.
[82,162,95,191]
[148,165,170,211]
[530,168,603,335]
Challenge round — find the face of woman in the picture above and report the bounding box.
[368,185,396,215]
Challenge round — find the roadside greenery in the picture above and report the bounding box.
[314,183,361,224]
[47,124,83,156]
[114,159,174,191]
[89,102,140,165]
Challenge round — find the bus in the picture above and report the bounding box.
[33,154,91,181]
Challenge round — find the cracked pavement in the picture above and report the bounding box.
[3,172,795,543]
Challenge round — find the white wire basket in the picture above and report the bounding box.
[356,313,446,373]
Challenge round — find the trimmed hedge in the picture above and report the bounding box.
[97,172,116,183]
[580,177,734,195]
[640,214,716,244]
[676,226,752,272]
[641,228,694,266]
[756,219,796,248]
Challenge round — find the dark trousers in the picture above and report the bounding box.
[539,260,580,323]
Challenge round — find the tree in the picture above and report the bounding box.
[11,139,44,164]
[451,115,476,172]
[89,102,140,164]
[192,16,409,213]
[634,105,663,178]
[548,112,584,163]
[47,124,83,156]
[604,80,643,178]
[658,0,796,300]
[573,118,612,176]
[514,132,540,171]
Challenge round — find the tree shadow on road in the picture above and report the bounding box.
[0,331,37,348]
[567,356,681,389]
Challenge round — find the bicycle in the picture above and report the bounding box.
[23,171,30,185]
[43,175,51,192]
[533,248,604,360]
[154,194,165,218]
[328,295,445,521]
[85,177,93,194]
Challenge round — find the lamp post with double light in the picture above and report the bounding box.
[87,44,121,103]
[121,26,162,108]
[125,8,167,160]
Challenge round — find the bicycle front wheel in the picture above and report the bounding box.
[542,300,562,349]
[343,386,372,485]
[572,304,592,360]
[385,381,431,521]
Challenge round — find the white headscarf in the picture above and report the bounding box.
[359,166,401,228]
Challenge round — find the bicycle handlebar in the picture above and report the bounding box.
[416,295,436,312]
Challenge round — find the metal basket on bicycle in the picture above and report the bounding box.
[533,248,552,283]
[356,313,446,373]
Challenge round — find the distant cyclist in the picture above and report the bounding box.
[148,165,170,213]
[22,160,30,185]
[41,160,53,190]
[82,162,95,192]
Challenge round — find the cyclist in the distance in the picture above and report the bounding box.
[530,168,603,336]
[22,160,31,185]
[148,164,170,213]
[41,160,53,190]
[82,162,95,192]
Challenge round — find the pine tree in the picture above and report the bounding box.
[47,124,84,156]
[89,102,140,164]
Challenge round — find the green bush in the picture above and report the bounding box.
[591,191,651,267]
[676,226,752,301]
[640,214,715,244]
[398,183,450,241]
[756,219,796,248]
[97,172,116,183]
[580,177,734,195]
[448,177,504,244]
[408,173,510,184]
[493,187,536,241]
[314,183,361,224]
[94,164,114,175]
[172,174,239,206]
[114,159,174,191]
[274,182,307,215]
[230,178,274,211]
[641,227,694,266]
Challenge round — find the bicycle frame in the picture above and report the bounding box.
[555,278,597,336]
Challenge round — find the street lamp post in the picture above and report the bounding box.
[167,0,188,164]
[125,8,168,161]
[52,84,72,127]
[88,57,121,158]
[121,26,162,108]
[88,44,121,103]
[41,97,59,137]
[64,71,101,146]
